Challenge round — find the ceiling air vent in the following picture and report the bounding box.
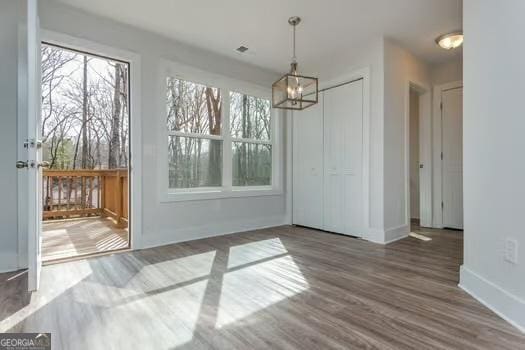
[236,46,249,53]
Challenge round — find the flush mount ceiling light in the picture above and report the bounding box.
[272,16,318,111]
[436,31,464,50]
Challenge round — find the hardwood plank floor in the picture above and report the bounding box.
[1,225,524,349]
[42,217,129,262]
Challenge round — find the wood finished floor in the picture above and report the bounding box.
[42,217,129,262]
[1,225,524,349]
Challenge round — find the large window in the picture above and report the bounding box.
[167,78,223,189]
[164,72,278,199]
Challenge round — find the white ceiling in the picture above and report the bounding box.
[55,0,463,75]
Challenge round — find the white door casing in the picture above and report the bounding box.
[442,87,464,229]
[26,0,42,291]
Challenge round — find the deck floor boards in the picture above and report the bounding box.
[42,217,129,262]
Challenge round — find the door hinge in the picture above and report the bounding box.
[441,151,443,160]
[441,201,444,209]
[24,138,42,149]
[440,102,443,111]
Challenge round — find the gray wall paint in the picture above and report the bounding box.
[0,0,22,271]
[383,39,430,231]
[37,1,288,256]
[431,56,462,85]
[461,0,525,330]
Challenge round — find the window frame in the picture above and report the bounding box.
[158,60,282,202]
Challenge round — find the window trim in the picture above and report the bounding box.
[158,59,282,202]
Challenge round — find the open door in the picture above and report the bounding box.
[26,0,43,291]
[442,86,464,229]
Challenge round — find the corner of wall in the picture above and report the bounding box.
[460,265,525,333]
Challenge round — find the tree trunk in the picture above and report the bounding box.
[119,66,128,167]
[108,64,122,169]
[81,56,89,169]
[205,88,221,185]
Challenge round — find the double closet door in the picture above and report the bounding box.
[293,79,364,237]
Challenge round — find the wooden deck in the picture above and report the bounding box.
[42,217,129,262]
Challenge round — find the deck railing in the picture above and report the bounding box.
[43,169,128,227]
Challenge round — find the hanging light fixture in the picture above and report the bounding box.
[436,31,464,50]
[436,0,463,50]
[272,16,318,111]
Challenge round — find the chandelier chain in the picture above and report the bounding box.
[292,23,297,64]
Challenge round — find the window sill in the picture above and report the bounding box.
[159,187,283,202]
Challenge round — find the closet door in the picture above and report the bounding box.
[323,80,363,236]
[292,96,324,229]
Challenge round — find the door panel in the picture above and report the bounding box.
[323,81,363,236]
[292,95,324,230]
[442,87,463,229]
[323,88,344,233]
[342,81,363,234]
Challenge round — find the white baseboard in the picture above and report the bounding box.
[364,228,386,244]
[0,252,19,273]
[363,225,410,245]
[459,265,525,333]
[139,215,288,250]
[384,224,410,244]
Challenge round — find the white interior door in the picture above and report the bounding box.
[323,80,363,236]
[27,0,42,291]
[341,80,363,234]
[292,95,324,230]
[323,87,345,233]
[442,87,463,229]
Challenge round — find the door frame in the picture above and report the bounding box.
[17,0,31,270]
[404,80,432,229]
[432,81,463,228]
[17,30,143,267]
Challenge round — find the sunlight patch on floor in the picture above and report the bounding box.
[127,250,217,293]
[216,254,308,328]
[227,238,288,269]
[83,279,209,349]
[0,261,93,333]
[409,232,432,241]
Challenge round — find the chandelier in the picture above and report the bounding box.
[272,16,318,111]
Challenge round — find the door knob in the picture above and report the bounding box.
[16,161,28,169]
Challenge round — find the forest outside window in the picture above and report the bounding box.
[230,92,272,187]
[164,68,278,200]
[167,77,223,189]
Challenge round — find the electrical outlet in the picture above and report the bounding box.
[504,238,518,264]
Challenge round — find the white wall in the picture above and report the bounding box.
[10,1,288,264]
[431,55,462,85]
[0,0,24,272]
[460,0,525,332]
[409,88,419,220]
[383,39,431,241]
